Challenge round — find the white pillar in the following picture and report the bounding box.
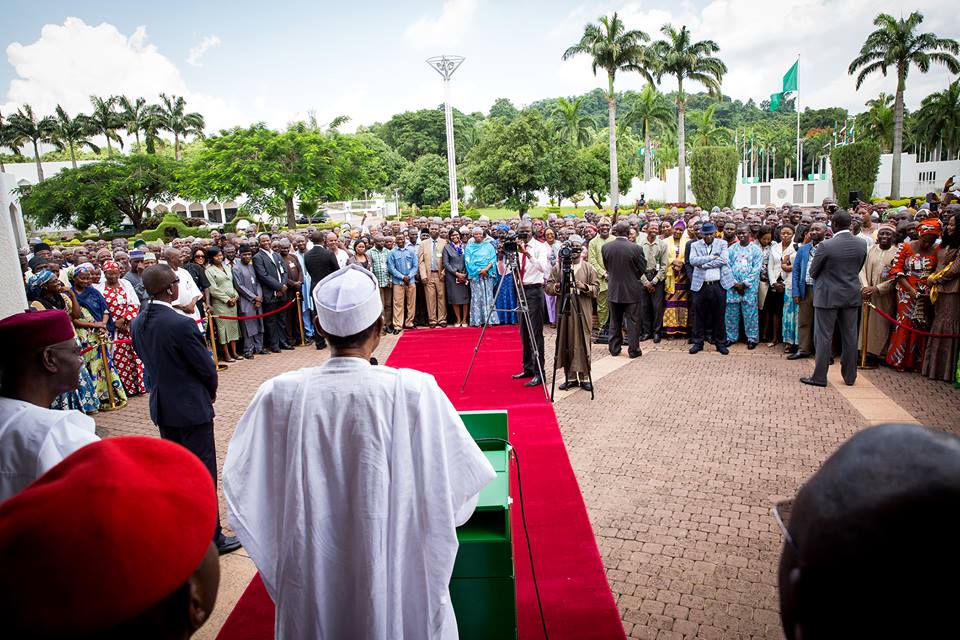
[443,78,459,217]
[0,173,28,318]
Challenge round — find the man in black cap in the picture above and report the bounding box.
[777,423,960,639]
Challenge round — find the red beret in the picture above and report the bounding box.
[0,437,217,636]
[0,310,75,355]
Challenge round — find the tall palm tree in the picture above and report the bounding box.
[118,96,151,149]
[7,105,56,181]
[688,104,728,147]
[651,24,727,201]
[914,79,960,159]
[563,12,652,210]
[551,96,596,147]
[158,93,205,160]
[0,110,24,173]
[51,106,100,169]
[623,84,674,179]
[88,95,123,156]
[861,95,895,152]
[848,12,959,198]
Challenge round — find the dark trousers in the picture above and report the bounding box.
[609,300,640,355]
[158,422,223,544]
[692,282,727,347]
[811,305,860,385]
[521,285,546,375]
[262,297,288,350]
[639,281,666,335]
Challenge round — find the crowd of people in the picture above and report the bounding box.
[18,194,960,413]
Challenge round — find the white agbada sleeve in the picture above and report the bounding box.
[36,414,100,477]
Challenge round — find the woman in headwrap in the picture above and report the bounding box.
[29,270,100,413]
[101,260,145,396]
[921,214,960,381]
[464,227,499,327]
[886,219,941,371]
[662,219,691,337]
[69,264,127,409]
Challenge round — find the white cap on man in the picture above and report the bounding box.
[312,265,383,336]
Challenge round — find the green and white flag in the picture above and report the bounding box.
[769,92,782,112]
[782,61,798,94]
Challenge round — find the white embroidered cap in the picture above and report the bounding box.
[312,265,383,336]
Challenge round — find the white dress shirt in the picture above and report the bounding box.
[520,238,552,285]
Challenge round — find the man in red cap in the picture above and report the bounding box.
[0,310,99,503]
[0,436,221,638]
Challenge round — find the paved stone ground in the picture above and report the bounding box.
[92,326,960,640]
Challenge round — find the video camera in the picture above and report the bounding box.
[501,228,529,255]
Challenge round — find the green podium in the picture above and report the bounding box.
[451,410,517,640]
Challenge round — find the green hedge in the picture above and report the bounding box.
[689,146,739,210]
[831,141,881,208]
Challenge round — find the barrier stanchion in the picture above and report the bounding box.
[858,302,876,370]
[98,337,122,411]
[207,314,227,371]
[296,293,306,346]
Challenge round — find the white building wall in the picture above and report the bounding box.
[0,173,28,318]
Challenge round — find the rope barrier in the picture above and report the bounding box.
[79,337,132,356]
[209,297,297,321]
[867,302,960,339]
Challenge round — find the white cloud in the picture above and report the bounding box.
[2,18,256,136]
[404,0,478,49]
[186,34,221,67]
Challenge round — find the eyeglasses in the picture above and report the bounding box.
[772,498,800,555]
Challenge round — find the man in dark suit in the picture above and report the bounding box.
[601,221,644,358]
[252,233,290,353]
[303,230,341,350]
[131,264,240,555]
[802,209,868,387]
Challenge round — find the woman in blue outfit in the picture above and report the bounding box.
[465,228,499,327]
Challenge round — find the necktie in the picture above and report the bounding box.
[521,254,527,280]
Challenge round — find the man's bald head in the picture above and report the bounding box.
[142,264,178,298]
[779,423,960,639]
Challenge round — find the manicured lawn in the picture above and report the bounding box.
[472,206,594,220]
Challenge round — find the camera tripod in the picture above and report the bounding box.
[462,249,550,401]
[549,258,595,401]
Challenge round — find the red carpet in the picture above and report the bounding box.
[216,326,624,640]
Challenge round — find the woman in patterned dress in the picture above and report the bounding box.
[662,220,690,337]
[27,270,100,413]
[69,264,127,409]
[886,219,941,371]
[100,261,145,396]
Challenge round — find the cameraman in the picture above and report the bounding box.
[546,235,598,391]
[511,221,551,387]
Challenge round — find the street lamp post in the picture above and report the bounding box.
[426,55,465,218]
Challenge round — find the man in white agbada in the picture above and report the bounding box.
[223,264,496,639]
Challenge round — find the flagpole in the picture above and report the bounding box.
[795,54,801,182]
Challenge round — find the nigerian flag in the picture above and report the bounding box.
[769,93,782,112]
[783,61,798,93]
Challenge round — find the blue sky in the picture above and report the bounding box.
[2,0,956,134]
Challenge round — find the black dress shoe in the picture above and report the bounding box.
[558,380,579,390]
[593,335,609,345]
[689,343,703,354]
[580,382,593,392]
[639,333,651,342]
[628,350,642,359]
[243,352,254,360]
[787,351,809,360]
[512,371,534,379]
[800,376,827,387]
[270,348,281,353]
[652,333,661,344]
[258,349,270,355]
[281,344,295,351]
[609,348,622,357]
[217,535,242,556]
[716,344,730,355]
[524,376,542,387]
[747,342,758,350]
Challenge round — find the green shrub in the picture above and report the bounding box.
[831,141,881,208]
[223,212,256,234]
[689,146,739,210]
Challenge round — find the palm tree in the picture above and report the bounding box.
[7,105,56,181]
[118,96,151,149]
[551,96,596,147]
[51,106,100,169]
[688,104,728,147]
[623,84,674,179]
[848,12,959,198]
[914,79,960,159]
[651,24,727,201]
[563,12,652,210]
[158,93,205,160]
[141,103,166,154]
[0,110,24,173]
[88,95,123,156]
[861,95,895,152]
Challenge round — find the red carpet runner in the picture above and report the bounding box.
[216,326,624,640]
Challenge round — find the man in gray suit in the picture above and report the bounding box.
[801,209,868,387]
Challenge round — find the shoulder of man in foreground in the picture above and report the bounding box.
[252,361,441,399]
